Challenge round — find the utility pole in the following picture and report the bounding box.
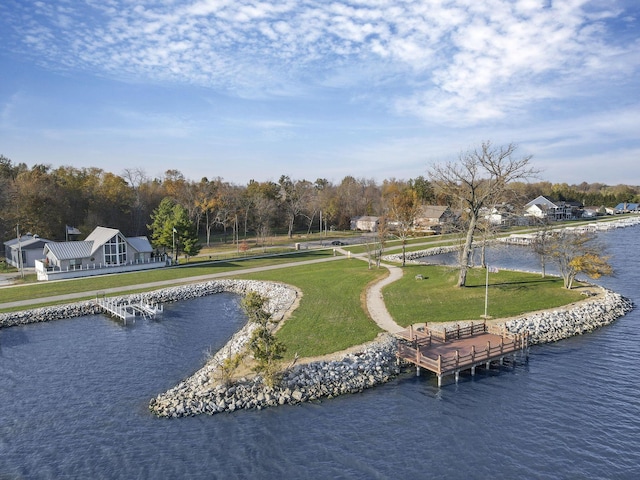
[16,223,24,278]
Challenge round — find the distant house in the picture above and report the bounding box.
[582,206,605,218]
[414,205,457,233]
[524,196,583,222]
[35,226,165,281]
[350,216,380,232]
[4,234,53,269]
[613,202,639,214]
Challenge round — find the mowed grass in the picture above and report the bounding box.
[235,258,386,359]
[384,265,585,327]
[0,250,333,305]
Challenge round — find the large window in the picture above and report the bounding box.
[104,235,127,265]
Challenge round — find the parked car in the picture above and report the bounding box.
[331,240,346,246]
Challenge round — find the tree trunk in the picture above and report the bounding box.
[457,215,477,287]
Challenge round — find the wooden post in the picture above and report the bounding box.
[455,349,460,366]
[455,370,459,383]
[437,354,442,373]
[437,374,443,387]
[500,337,504,354]
[416,347,421,377]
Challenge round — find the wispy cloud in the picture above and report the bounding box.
[2,0,638,127]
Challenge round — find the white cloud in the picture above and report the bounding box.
[2,0,638,128]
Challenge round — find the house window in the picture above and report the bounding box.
[103,235,127,265]
[70,258,82,270]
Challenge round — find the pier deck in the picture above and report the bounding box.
[396,322,528,386]
[95,295,163,323]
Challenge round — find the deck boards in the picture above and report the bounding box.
[396,324,528,386]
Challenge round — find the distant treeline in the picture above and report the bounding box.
[1,154,638,244]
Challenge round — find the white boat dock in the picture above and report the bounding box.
[95,295,163,324]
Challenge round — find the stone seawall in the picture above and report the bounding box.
[149,333,400,417]
[420,287,634,345]
[1,277,633,419]
[503,288,634,344]
[383,245,460,263]
[0,279,297,329]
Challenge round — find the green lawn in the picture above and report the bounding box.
[0,250,333,305]
[236,258,386,359]
[384,264,584,326]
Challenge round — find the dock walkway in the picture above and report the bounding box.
[396,322,529,386]
[95,295,163,324]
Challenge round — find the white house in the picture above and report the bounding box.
[350,216,380,232]
[35,226,166,281]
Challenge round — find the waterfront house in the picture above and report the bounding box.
[4,234,53,268]
[35,226,166,281]
[613,202,639,214]
[414,205,457,233]
[524,196,583,222]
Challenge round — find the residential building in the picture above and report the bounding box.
[350,216,380,232]
[35,226,165,281]
[4,234,53,269]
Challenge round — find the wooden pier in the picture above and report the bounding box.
[95,295,163,324]
[396,322,529,386]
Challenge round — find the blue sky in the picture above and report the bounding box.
[1,0,639,185]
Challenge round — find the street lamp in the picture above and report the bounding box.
[172,227,177,264]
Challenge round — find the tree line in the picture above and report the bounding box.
[1,153,638,249]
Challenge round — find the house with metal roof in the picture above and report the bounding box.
[35,226,166,281]
[4,234,53,269]
[613,202,639,213]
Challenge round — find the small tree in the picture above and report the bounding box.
[547,229,613,289]
[241,292,286,387]
[531,220,554,278]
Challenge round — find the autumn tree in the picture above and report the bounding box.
[546,229,613,289]
[382,180,421,267]
[429,141,537,287]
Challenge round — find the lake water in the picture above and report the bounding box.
[1,226,639,479]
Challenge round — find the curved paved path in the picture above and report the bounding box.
[365,262,404,333]
[336,249,404,334]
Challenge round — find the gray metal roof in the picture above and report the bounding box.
[43,227,153,261]
[4,235,52,250]
[127,236,153,253]
[45,241,94,260]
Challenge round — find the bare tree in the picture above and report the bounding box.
[429,141,537,287]
[382,180,421,267]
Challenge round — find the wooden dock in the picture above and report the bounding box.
[95,295,163,324]
[396,322,529,386]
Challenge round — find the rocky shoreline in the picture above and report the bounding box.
[1,277,634,419]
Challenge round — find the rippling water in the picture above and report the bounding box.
[1,227,639,479]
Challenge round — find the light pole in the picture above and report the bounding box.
[172,227,177,264]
